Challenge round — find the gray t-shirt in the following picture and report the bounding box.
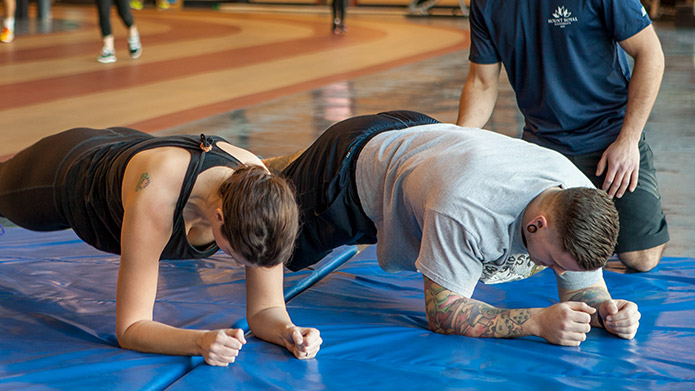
[355,123,601,297]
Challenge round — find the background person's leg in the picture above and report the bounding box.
[567,135,669,272]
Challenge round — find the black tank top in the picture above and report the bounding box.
[56,128,241,260]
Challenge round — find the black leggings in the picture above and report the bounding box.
[0,131,85,231]
[96,0,134,37]
[0,128,141,232]
[332,0,346,24]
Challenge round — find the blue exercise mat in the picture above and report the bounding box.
[0,228,356,390]
[2,228,694,390]
[166,246,695,391]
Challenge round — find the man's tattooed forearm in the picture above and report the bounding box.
[565,287,610,308]
[566,287,611,327]
[135,172,151,192]
[424,278,531,338]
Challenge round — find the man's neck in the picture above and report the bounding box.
[522,186,561,226]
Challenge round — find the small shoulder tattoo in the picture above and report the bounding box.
[135,172,151,192]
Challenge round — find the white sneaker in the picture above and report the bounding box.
[128,35,142,59]
[98,48,116,63]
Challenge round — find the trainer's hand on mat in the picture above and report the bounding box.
[596,137,640,199]
[199,328,247,366]
[538,302,595,346]
[282,326,322,359]
[599,299,640,340]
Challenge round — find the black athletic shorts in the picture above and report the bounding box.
[282,110,440,271]
[566,134,670,253]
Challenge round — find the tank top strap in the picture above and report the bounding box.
[173,147,206,220]
[151,133,241,221]
[161,133,242,259]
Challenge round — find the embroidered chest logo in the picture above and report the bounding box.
[547,6,578,28]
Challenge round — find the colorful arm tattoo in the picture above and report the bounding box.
[565,287,612,328]
[135,172,151,192]
[424,277,531,338]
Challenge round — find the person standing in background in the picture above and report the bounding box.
[96,0,142,63]
[331,0,347,34]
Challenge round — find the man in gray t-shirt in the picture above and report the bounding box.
[269,111,641,346]
[357,123,599,297]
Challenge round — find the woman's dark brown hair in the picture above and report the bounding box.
[218,164,299,267]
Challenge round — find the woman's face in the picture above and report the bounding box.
[212,210,252,268]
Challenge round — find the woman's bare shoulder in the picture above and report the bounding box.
[128,146,191,174]
[122,147,192,204]
[215,142,265,167]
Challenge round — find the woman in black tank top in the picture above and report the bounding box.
[0,128,322,365]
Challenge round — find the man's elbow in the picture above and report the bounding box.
[656,50,665,77]
[426,312,448,334]
[428,322,454,336]
[647,44,665,77]
[647,40,665,78]
[426,314,478,337]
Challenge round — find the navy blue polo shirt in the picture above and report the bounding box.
[468,0,651,155]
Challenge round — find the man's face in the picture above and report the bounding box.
[526,228,584,275]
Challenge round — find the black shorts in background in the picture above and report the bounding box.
[566,134,670,253]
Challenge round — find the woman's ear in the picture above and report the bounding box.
[214,208,224,224]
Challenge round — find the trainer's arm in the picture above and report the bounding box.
[246,265,322,359]
[424,275,596,346]
[559,279,641,340]
[456,61,502,128]
[596,25,665,198]
[116,156,245,367]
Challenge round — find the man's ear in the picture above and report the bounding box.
[530,215,549,230]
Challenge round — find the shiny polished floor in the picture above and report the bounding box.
[1,5,693,257]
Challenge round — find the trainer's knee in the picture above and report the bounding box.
[618,244,666,272]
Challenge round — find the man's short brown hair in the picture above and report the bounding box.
[218,164,299,267]
[552,187,619,270]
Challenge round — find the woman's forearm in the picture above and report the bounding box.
[247,306,294,347]
[118,319,206,356]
